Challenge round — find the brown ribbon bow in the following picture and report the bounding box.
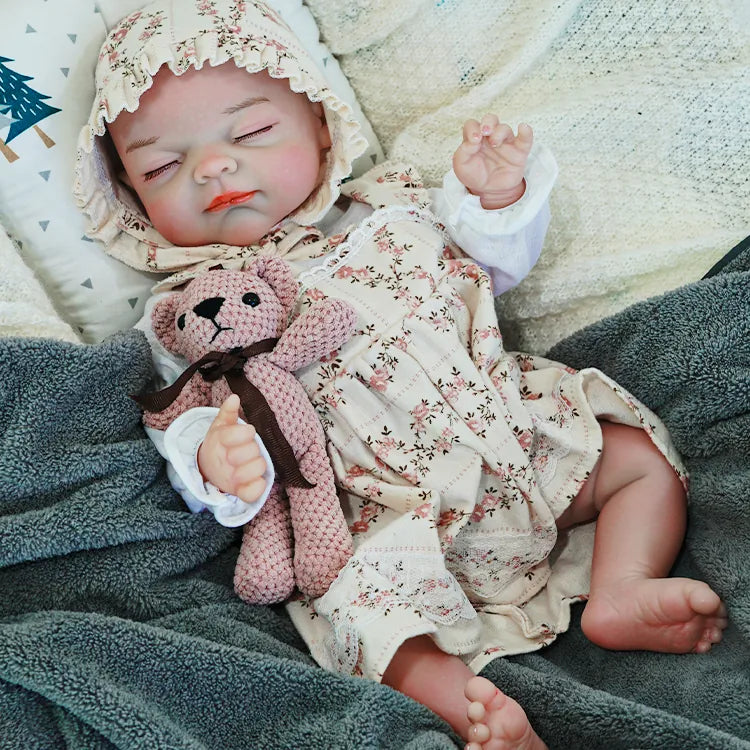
[132,337,315,489]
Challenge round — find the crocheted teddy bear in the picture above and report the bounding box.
[139,259,356,604]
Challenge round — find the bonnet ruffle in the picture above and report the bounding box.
[73,0,367,275]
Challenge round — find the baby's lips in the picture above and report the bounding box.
[206,191,257,212]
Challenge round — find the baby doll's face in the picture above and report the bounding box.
[108,62,331,247]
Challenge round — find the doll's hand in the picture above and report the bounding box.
[197,394,269,504]
[453,114,533,209]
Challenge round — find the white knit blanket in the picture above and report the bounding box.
[0,225,80,343]
[306,0,750,352]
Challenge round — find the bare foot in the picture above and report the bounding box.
[581,577,728,653]
[463,676,547,750]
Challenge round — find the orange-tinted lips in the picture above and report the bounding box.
[206,191,256,213]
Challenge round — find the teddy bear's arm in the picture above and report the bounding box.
[270,298,357,372]
[142,377,213,431]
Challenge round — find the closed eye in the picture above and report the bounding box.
[235,124,274,142]
[144,160,180,181]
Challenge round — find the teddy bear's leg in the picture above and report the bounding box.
[234,484,295,604]
[287,443,354,599]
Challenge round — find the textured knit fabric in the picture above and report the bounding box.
[144,262,357,603]
[0,224,80,343]
[304,0,750,353]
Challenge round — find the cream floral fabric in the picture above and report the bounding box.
[276,164,685,679]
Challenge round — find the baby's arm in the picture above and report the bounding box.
[430,114,558,295]
[197,394,268,504]
[136,296,273,527]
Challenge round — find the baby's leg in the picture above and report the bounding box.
[382,635,547,750]
[558,421,727,653]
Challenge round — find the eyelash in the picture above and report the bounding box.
[142,125,275,182]
[235,124,273,142]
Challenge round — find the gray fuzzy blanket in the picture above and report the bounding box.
[1,238,748,748]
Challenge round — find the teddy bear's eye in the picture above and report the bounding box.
[242,292,261,307]
[177,313,186,330]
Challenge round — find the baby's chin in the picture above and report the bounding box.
[155,217,278,248]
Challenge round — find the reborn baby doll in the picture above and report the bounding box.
[74,2,727,747]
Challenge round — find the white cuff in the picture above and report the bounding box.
[429,142,557,295]
[158,407,274,528]
[437,141,558,240]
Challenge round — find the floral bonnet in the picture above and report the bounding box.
[73,0,367,275]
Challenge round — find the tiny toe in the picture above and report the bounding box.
[706,626,724,644]
[468,723,491,743]
[465,675,499,704]
[465,743,482,750]
[467,700,486,723]
[688,584,722,614]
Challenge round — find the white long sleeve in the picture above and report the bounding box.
[429,142,558,294]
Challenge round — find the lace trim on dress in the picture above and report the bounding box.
[361,549,477,626]
[318,549,476,675]
[296,204,447,295]
[446,524,558,600]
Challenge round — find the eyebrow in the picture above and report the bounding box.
[125,136,160,154]
[221,95,270,115]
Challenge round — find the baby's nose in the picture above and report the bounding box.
[193,150,238,183]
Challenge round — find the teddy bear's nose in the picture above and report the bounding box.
[193,297,225,320]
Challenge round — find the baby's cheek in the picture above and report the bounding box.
[274,144,322,191]
[145,193,193,244]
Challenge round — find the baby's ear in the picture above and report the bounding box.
[312,102,332,149]
[151,293,182,352]
[248,258,299,317]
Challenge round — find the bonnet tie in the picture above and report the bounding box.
[132,337,315,489]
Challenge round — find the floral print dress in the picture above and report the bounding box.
[279,163,685,680]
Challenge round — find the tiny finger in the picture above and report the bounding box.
[462,118,482,145]
[487,122,513,148]
[232,455,269,485]
[215,393,241,425]
[226,440,262,466]
[516,122,534,150]
[218,423,258,448]
[235,477,269,505]
[479,113,500,136]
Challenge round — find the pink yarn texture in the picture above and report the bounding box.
[144,259,356,603]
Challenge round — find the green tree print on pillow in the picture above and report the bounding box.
[0,56,60,163]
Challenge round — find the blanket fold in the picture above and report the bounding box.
[0,331,456,750]
[2,253,750,747]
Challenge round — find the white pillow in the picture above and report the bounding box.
[0,0,383,343]
[0,1,160,343]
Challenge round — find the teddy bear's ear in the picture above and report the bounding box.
[151,293,182,353]
[248,257,299,316]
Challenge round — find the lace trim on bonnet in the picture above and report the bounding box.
[72,0,367,275]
